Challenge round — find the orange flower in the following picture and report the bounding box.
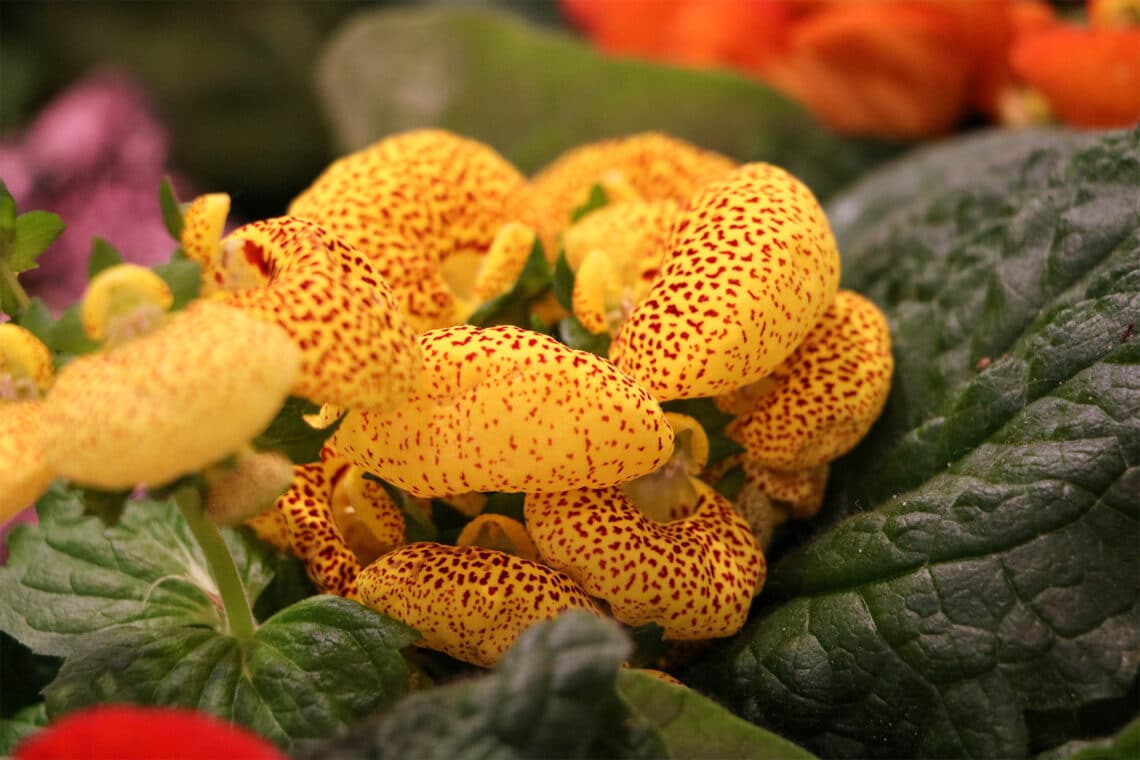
[1010,26,1140,127]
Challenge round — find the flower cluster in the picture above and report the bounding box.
[562,0,1140,135]
[1,129,892,669]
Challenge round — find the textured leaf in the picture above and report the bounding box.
[316,7,895,198]
[0,703,47,756]
[7,211,64,272]
[295,611,666,760]
[42,596,416,749]
[616,669,818,760]
[691,128,1140,758]
[0,486,274,658]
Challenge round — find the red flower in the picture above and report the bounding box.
[14,706,286,760]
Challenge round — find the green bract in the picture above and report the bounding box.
[688,127,1140,758]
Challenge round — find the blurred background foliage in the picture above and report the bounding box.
[0,1,563,218]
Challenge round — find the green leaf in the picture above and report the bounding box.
[14,299,53,346]
[159,176,184,242]
[0,632,60,718]
[552,250,575,312]
[0,485,274,658]
[616,669,818,760]
[690,128,1140,758]
[9,211,65,272]
[152,258,201,309]
[0,182,16,250]
[295,611,666,760]
[42,596,416,749]
[570,183,608,223]
[557,315,611,357]
[1037,716,1140,760]
[316,7,895,198]
[662,396,743,467]
[87,237,124,279]
[466,236,551,327]
[252,396,343,465]
[0,703,47,756]
[46,304,99,357]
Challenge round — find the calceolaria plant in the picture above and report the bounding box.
[5,124,1135,759]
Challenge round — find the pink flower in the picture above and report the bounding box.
[0,69,179,313]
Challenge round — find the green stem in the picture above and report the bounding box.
[1,262,30,315]
[174,485,257,640]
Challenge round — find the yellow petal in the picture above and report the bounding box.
[289,129,534,332]
[561,199,677,275]
[180,193,230,268]
[273,461,361,598]
[38,300,301,490]
[357,542,604,668]
[610,162,841,401]
[529,132,736,252]
[332,465,406,564]
[331,325,674,497]
[571,248,624,335]
[0,402,54,522]
[216,216,422,412]
[0,323,53,395]
[525,478,764,639]
[724,290,892,469]
[455,514,540,562]
[81,264,173,343]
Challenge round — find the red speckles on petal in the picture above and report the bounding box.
[216,216,421,412]
[529,132,737,250]
[525,478,764,639]
[289,129,535,332]
[723,290,892,470]
[331,325,674,497]
[610,162,841,401]
[357,542,603,667]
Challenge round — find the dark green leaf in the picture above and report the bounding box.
[152,258,201,310]
[14,299,53,346]
[616,669,818,760]
[78,488,132,526]
[466,236,551,327]
[87,238,124,279]
[690,128,1140,758]
[316,7,893,198]
[46,305,99,357]
[0,485,274,658]
[42,596,416,749]
[0,632,59,718]
[1037,717,1140,760]
[570,183,608,223]
[296,611,663,760]
[552,250,575,312]
[557,315,611,357]
[9,211,65,272]
[252,396,343,465]
[159,176,184,242]
[250,551,318,622]
[0,183,16,250]
[0,703,47,756]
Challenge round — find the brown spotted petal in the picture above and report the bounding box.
[610,162,841,401]
[525,478,764,639]
[216,216,421,412]
[724,290,893,470]
[38,300,301,490]
[529,132,736,249]
[289,129,534,332]
[331,324,673,497]
[273,460,361,599]
[357,542,604,668]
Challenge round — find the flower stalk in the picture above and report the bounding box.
[173,483,257,640]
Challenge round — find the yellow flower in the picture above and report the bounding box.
[37,266,302,490]
[0,324,55,520]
